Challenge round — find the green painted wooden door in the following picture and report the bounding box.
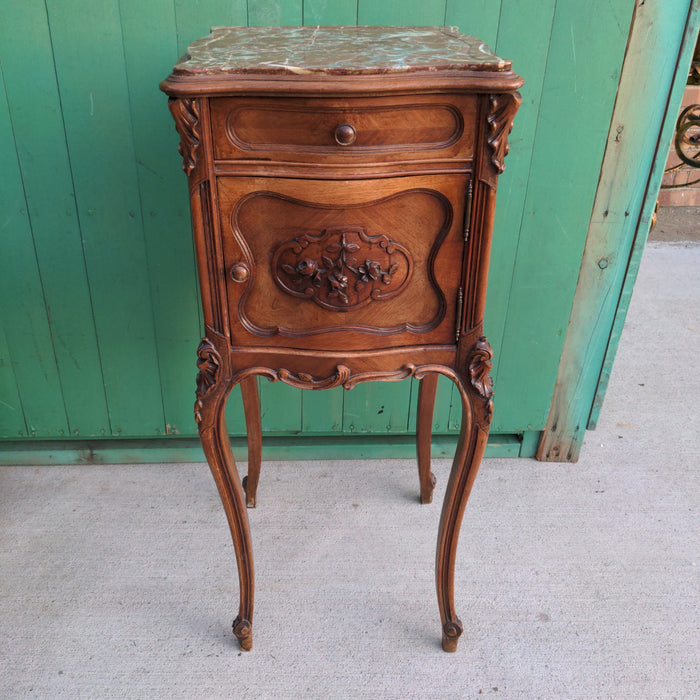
[0,1,656,458]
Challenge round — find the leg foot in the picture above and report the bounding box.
[233,616,253,651]
[421,472,437,505]
[242,475,256,509]
[441,618,464,652]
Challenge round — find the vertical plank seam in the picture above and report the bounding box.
[173,0,185,57]
[0,52,70,437]
[116,1,170,436]
[0,68,30,437]
[495,0,505,44]
[490,0,559,391]
[42,0,113,437]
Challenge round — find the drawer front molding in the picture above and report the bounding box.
[223,102,464,154]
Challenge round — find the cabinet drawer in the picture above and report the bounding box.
[210,95,476,164]
[218,174,467,351]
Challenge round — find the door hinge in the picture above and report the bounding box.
[455,287,464,342]
[463,179,473,243]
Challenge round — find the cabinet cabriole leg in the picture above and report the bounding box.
[195,338,255,651]
[436,339,494,652]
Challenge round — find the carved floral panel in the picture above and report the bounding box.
[272,226,413,311]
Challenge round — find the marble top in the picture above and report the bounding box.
[173,26,511,76]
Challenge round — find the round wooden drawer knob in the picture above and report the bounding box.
[230,262,250,282]
[334,123,356,146]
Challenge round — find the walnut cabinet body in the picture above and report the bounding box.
[161,26,522,652]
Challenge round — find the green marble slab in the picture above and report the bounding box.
[173,26,511,76]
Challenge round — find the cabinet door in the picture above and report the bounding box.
[217,174,468,351]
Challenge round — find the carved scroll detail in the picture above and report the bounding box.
[468,337,494,423]
[168,97,200,175]
[272,225,412,311]
[194,338,221,424]
[234,364,423,391]
[486,93,521,174]
[277,365,351,390]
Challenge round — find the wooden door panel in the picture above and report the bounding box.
[218,174,467,351]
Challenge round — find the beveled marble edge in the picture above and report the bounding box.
[172,26,512,77]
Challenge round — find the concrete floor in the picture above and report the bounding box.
[650,205,700,243]
[1,239,698,698]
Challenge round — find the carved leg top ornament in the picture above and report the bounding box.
[468,336,495,424]
[194,338,222,424]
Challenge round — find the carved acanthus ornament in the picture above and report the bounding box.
[168,97,200,175]
[468,337,494,423]
[194,338,221,423]
[272,226,412,311]
[486,93,521,174]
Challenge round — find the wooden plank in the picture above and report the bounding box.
[0,1,110,438]
[45,0,165,437]
[259,380,303,433]
[303,0,357,25]
[406,375,453,434]
[342,380,412,434]
[518,430,540,457]
[225,384,249,437]
[302,388,344,433]
[539,0,700,458]
[0,322,26,439]
[173,2,250,438]
[119,0,204,437]
[0,59,68,438]
[588,0,700,430]
[493,0,635,434]
[174,0,247,57]
[437,2,505,437]
[248,0,303,27]
[0,432,522,465]
[444,0,501,45]
[336,0,446,438]
[357,0,446,26]
[341,0,450,439]
[485,0,557,414]
[246,1,308,434]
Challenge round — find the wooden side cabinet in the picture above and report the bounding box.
[161,26,522,652]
